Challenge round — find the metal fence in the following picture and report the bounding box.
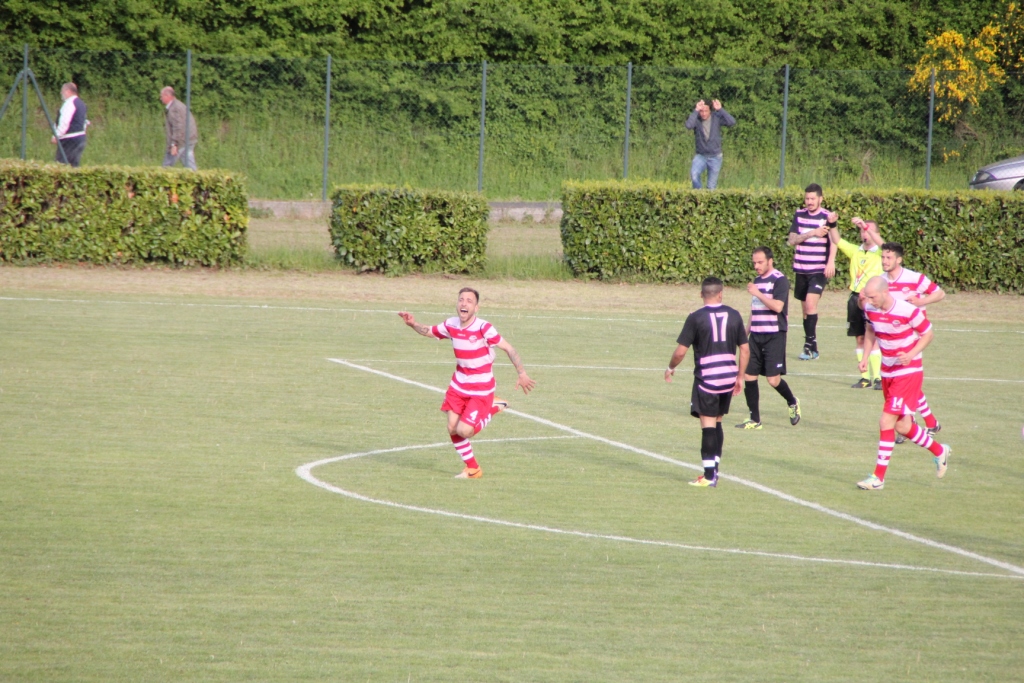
[2,45,1022,199]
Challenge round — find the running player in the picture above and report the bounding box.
[829,218,884,389]
[787,183,838,360]
[398,287,536,479]
[881,242,946,440]
[856,276,950,490]
[665,277,750,487]
[736,246,801,429]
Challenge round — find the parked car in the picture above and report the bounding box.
[969,154,1024,190]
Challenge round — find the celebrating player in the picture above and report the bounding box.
[736,246,801,429]
[856,276,950,490]
[829,218,884,389]
[665,277,750,487]
[881,242,946,441]
[398,288,536,479]
[787,183,838,360]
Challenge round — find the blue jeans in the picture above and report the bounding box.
[690,153,723,189]
[163,145,197,171]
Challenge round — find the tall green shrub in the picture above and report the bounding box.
[0,161,247,265]
[561,180,1024,292]
[329,185,488,273]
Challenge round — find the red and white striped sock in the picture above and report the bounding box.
[918,394,939,429]
[906,423,944,456]
[873,429,895,480]
[451,433,479,469]
[472,404,503,435]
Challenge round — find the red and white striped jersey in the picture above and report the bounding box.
[430,317,502,396]
[886,267,939,310]
[864,299,933,378]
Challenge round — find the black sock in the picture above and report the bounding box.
[701,427,717,480]
[744,380,760,423]
[773,379,797,406]
[715,422,724,474]
[804,314,819,350]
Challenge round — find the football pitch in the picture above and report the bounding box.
[2,276,1023,681]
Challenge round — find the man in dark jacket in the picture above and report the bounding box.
[51,82,87,167]
[684,99,736,189]
[160,86,198,170]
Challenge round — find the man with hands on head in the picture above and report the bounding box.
[685,98,736,190]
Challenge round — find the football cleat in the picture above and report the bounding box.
[493,397,509,413]
[688,475,717,487]
[851,378,872,389]
[872,379,882,391]
[798,347,820,361]
[857,474,885,490]
[926,423,942,436]
[735,419,763,430]
[454,467,482,479]
[935,445,950,479]
[895,433,906,445]
[789,398,801,426]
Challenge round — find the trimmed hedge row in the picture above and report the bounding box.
[330,185,489,274]
[561,181,1024,292]
[0,161,247,266]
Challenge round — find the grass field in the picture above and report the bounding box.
[1,264,1023,681]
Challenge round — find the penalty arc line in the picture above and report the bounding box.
[296,439,1023,581]
[327,358,1024,579]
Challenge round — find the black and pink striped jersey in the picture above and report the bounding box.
[677,304,748,394]
[789,208,833,274]
[749,269,790,334]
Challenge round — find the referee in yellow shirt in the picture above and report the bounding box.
[829,218,884,388]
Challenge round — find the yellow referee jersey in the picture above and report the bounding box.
[836,238,882,293]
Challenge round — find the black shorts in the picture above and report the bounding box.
[690,380,733,418]
[795,272,828,301]
[847,291,867,337]
[748,332,787,377]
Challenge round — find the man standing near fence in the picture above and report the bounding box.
[685,99,736,190]
[160,86,198,170]
[50,83,87,167]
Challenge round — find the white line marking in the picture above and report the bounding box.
[296,439,1022,581]
[2,296,1020,333]
[339,359,1024,384]
[328,358,1024,578]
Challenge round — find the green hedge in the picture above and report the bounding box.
[0,161,247,265]
[329,185,489,274]
[561,181,1024,292]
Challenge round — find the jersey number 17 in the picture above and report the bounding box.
[709,312,729,342]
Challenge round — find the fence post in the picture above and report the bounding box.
[322,54,332,202]
[623,62,633,180]
[477,61,488,194]
[21,44,28,160]
[184,49,192,167]
[778,64,790,189]
[925,67,936,190]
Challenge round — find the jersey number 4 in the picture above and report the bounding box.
[709,312,729,342]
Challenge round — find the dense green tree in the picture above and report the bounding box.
[0,0,1006,67]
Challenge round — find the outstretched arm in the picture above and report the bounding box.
[398,311,434,337]
[495,337,536,394]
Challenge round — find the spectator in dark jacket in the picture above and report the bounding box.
[684,99,736,189]
[160,86,198,170]
[51,82,87,167]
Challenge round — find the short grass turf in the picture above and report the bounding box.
[1,292,1023,682]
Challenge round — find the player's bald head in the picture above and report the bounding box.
[864,276,889,296]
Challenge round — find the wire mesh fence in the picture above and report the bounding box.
[2,45,1023,199]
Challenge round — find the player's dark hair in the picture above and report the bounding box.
[752,246,774,262]
[804,183,823,196]
[458,287,480,303]
[701,277,724,298]
[881,242,904,258]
